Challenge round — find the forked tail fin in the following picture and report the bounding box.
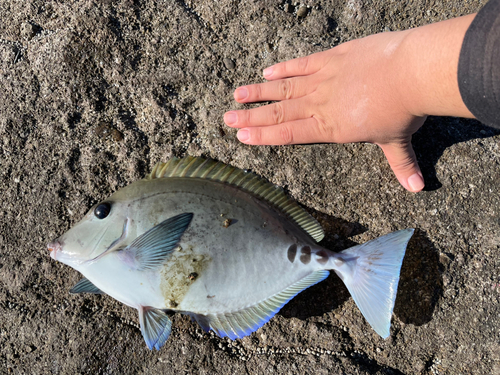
[334,229,414,338]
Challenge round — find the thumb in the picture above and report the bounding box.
[378,140,424,192]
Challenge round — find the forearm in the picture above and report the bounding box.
[396,14,476,119]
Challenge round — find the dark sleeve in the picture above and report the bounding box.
[458,0,500,128]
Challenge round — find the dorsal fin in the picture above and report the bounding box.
[146,156,324,242]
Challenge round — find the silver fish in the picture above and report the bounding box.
[48,156,413,350]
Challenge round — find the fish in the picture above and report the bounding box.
[47,156,413,350]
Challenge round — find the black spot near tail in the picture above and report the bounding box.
[316,250,328,265]
[287,244,297,263]
[300,246,311,264]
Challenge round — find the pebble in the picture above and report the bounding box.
[111,129,124,142]
[94,122,123,142]
[95,122,112,137]
[20,22,40,41]
[223,58,235,70]
[297,6,308,18]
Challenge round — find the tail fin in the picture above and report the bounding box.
[335,229,414,338]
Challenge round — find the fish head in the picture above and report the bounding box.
[47,197,132,268]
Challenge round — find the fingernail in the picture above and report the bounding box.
[407,173,424,192]
[234,87,249,101]
[237,129,250,142]
[224,112,238,125]
[263,66,274,78]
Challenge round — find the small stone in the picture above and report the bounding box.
[297,6,308,17]
[95,122,111,137]
[223,58,235,70]
[20,22,40,41]
[111,129,123,142]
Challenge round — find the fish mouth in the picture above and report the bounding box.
[47,240,62,260]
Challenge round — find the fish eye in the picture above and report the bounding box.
[94,202,111,219]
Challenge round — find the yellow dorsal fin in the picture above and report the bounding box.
[146,156,325,243]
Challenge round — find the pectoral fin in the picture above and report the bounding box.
[123,213,193,271]
[138,306,172,350]
[69,278,104,294]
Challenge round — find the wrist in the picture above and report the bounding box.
[395,14,476,119]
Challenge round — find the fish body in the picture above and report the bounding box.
[48,157,413,350]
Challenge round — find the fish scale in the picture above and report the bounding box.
[48,156,413,350]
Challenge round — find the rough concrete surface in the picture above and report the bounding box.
[0,0,499,374]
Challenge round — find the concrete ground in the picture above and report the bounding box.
[1,0,498,374]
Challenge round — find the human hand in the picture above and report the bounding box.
[224,15,475,192]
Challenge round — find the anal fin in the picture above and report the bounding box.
[191,270,329,340]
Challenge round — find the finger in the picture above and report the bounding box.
[235,117,334,145]
[378,141,424,193]
[234,76,317,103]
[263,50,332,80]
[224,98,312,128]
